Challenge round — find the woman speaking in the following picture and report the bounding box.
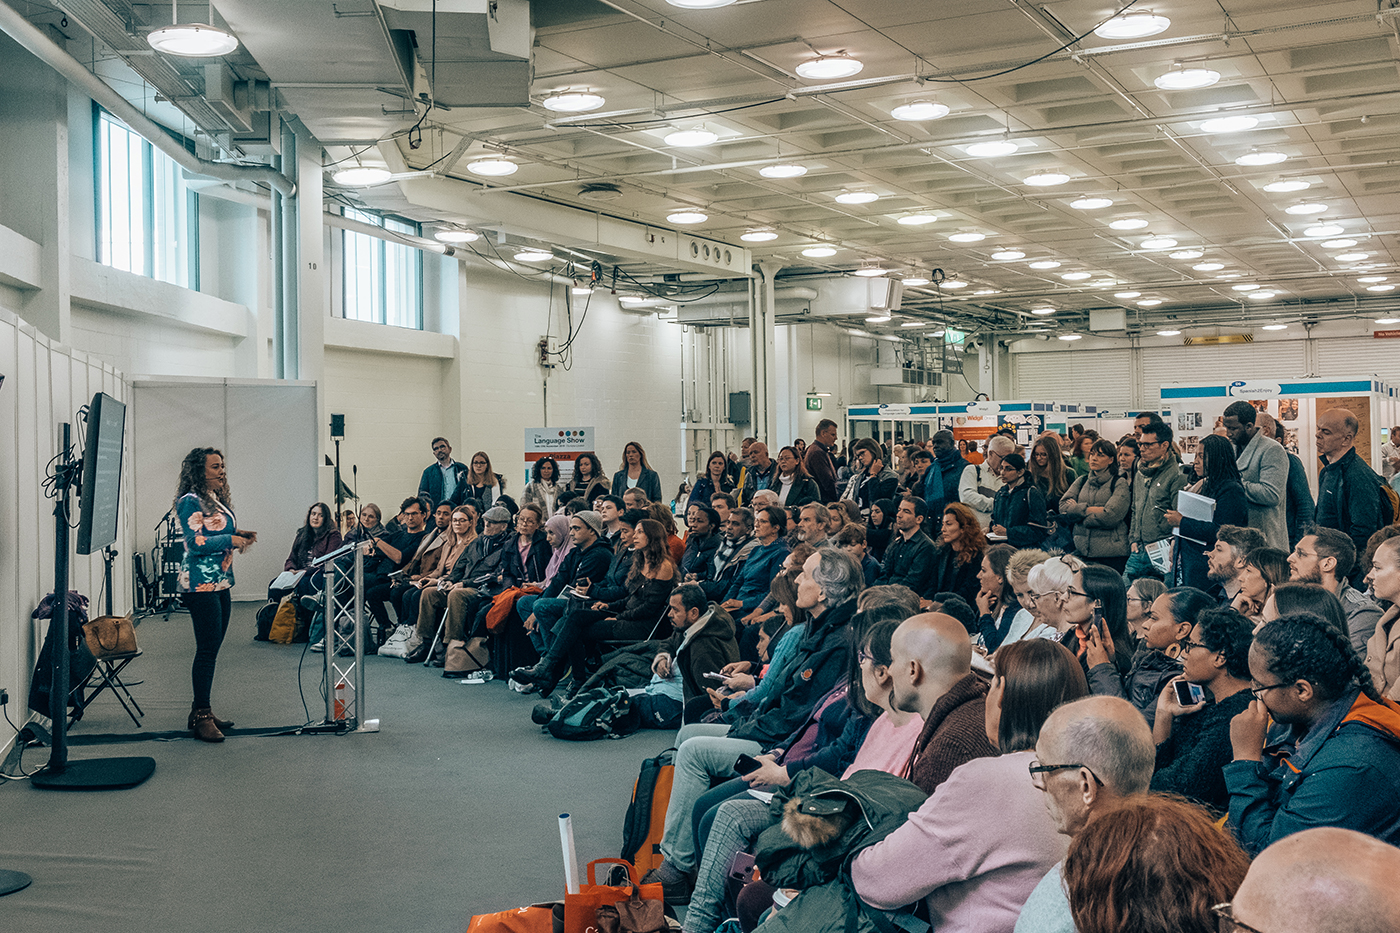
[174,447,255,742]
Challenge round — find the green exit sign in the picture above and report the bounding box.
[806,397,823,411]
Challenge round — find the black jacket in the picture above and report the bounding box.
[878,530,936,595]
[855,468,900,510]
[991,480,1047,548]
[1316,446,1384,581]
[1177,479,1250,591]
[777,475,823,509]
[611,467,663,502]
[680,531,721,581]
[501,529,551,586]
[664,604,740,702]
[540,538,614,600]
[447,529,514,594]
[927,545,981,606]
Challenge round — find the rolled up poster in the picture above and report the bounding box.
[559,813,581,894]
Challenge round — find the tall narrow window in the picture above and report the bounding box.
[340,209,422,329]
[95,109,198,288]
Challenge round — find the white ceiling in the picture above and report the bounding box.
[41,0,1400,336]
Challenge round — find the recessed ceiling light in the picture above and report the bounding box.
[1141,235,1178,250]
[466,158,518,176]
[1233,283,1260,291]
[1377,318,1400,324]
[1030,309,1057,317]
[147,22,239,57]
[835,190,880,204]
[973,289,999,296]
[1263,179,1310,192]
[1095,11,1170,38]
[1249,292,1279,301]
[667,210,708,224]
[1262,322,1288,329]
[891,100,950,121]
[1025,172,1070,186]
[966,140,1020,158]
[865,314,892,323]
[1193,262,1225,271]
[949,232,986,242]
[853,265,888,277]
[542,91,605,113]
[1286,203,1328,215]
[665,0,738,7]
[802,246,837,258]
[741,229,778,242]
[901,320,928,327]
[1236,150,1287,166]
[760,163,807,178]
[1071,197,1114,210]
[514,249,553,262]
[1368,284,1397,292]
[1170,249,1204,259]
[1155,66,1221,90]
[434,228,479,243]
[1061,271,1092,281]
[332,166,392,186]
[1358,276,1388,283]
[665,126,718,147]
[1110,218,1149,230]
[902,275,931,286]
[1336,251,1368,261]
[1157,329,1181,336]
[1201,115,1259,134]
[1115,291,1141,299]
[1029,260,1062,269]
[1137,298,1164,307]
[942,280,969,289]
[796,54,863,80]
[1058,333,1084,341]
[897,213,938,225]
[1322,239,1358,249]
[1305,224,1344,237]
[992,249,1026,260]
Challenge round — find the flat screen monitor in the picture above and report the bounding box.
[78,392,126,555]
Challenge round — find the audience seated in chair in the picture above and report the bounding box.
[403,506,515,665]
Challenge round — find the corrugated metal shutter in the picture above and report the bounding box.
[1314,336,1400,384]
[1142,341,1308,404]
[1012,348,1135,408]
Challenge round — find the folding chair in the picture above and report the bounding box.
[74,649,145,728]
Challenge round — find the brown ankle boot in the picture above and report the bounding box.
[188,705,234,731]
[191,708,225,743]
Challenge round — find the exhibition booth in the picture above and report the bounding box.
[846,400,1100,452]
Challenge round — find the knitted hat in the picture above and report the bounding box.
[574,509,604,537]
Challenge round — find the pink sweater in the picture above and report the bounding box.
[850,750,1067,933]
[842,711,924,779]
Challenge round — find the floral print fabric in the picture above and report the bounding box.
[177,492,237,592]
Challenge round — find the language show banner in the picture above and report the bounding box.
[524,426,595,482]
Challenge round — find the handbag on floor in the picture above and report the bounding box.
[444,636,490,676]
[466,902,563,933]
[379,624,414,658]
[563,860,663,933]
[267,596,299,644]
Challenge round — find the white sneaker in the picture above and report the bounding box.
[309,640,325,653]
[508,678,537,694]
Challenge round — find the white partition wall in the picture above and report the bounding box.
[0,308,133,751]
[131,379,318,601]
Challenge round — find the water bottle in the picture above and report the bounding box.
[334,679,349,720]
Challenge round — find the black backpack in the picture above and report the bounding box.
[546,686,639,741]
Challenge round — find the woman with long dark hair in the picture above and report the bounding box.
[521,456,562,518]
[929,502,986,609]
[689,450,733,511]
[1165,433,1249,590]
[974,543,1019,652]
[773,445,821,508]
[174,447,256,742]
[1060,438,1131,572]
[612,440,663,502]
[866,497,896,562]
[1029,435,1073,549]
[568,452,609,506]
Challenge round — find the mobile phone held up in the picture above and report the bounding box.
[1173,681,1206,706]
[734,754,762,776]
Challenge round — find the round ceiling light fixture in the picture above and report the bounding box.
[466,158,518,176]
[865,314,892,323]
[1304,224,1344,238]
[542,91,605,113]
[897,213,939,226]
[1071,197,1114,210]
[1232,283,1260,291]
[760,163,807,178]
[667,210,708,224]
[1030,307,1056,315]
[901,275,931,286]
[1322,239,1359,249]
[891,100,950,121]
[1154,65,1221,90]
[992,249,1026,260]
[1024,172,1070,186]
[941,279,969,289]
[1262,322,1288,329]
[741,229,779,242]
[1263,179,1310,192]
[1377,318,1400,324]
[853,264,889,277]
[664,126,718,147]
[796,54,863,80]
[666,0,738,7]
[1115,291,1141,299]
[966,140,1020,158]
[802,246,837,258]
[1058,333,1084,341]
[1193,262,1225,271]
[147,8,240,57]
[1029,259,1062,269]
[1285,203,1328,215]
[974,289,999,296]
[1061,271,1092,281]
[433,228,479,243]
[835,190,880,204]
[1335,251,1368,261]
[1137,298,1164,307]
[332,166,392,186]
[1249,292,1280,301]
[1169,249,1204,259]
[514,249,554,262]
[901,320,928,327]
[949,232,986,242]
[1201,115,1259,134]
[1140,235,1178,250]
[1110,218,1150,230]
[1236,150,1287,166]
[1358,275,1389,283]
[1094,11,1170,38]
[1157,329,1181,336]
[1368,284,1397,292]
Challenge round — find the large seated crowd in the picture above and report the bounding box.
[274,415,1400,933]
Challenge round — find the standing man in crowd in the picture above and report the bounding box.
[1315,408,1383,583]
[805,419,841,502]
[418,437,470,508]
[1127,420,1187,582]
[1288,528,1383,654]
[960,434,1010,528]
[1262,413,1314,549]
[737,442,776,506]
[925,430,968,519]
[880,496,936,595]
[1221,401,1289,550]
[850,438,900,513]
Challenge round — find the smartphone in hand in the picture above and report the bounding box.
[1173,681,1206,706]
[734,754,762,776]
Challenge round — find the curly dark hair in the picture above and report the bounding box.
[174,447,231,510]
[1254,611,1381,702]
[532,457,558,483]
[1195,609,1254,680]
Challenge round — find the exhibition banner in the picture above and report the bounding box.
[524,426,595,482]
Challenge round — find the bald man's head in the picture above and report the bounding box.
[1038,696,1155,795]
[1234,828,1400,933]
[888,613,973,717]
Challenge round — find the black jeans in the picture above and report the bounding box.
[184,589,232,708]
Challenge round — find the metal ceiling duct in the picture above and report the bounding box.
[376,0,531,108]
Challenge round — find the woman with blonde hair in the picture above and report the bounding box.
[612,440,663,502]
[463,451,502,509]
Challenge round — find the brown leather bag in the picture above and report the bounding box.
[82,614,138,657]
[443,637,489,676]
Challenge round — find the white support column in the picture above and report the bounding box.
[753,263,782,443]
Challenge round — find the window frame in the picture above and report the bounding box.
[338,207,424,330]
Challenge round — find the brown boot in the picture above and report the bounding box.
[190,707,225,743]
[188,705,234,731]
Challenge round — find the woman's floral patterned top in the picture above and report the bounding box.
[176,492,237,592]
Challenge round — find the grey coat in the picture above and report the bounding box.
[1130,458,1188,547]
[1235,430,1289,550]
[1060,468,1131,558]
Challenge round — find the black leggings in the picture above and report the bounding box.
[184,590,232,708]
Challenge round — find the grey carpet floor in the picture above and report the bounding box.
[0,603,675,932]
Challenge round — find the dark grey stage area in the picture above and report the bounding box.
[0,603,674,932]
